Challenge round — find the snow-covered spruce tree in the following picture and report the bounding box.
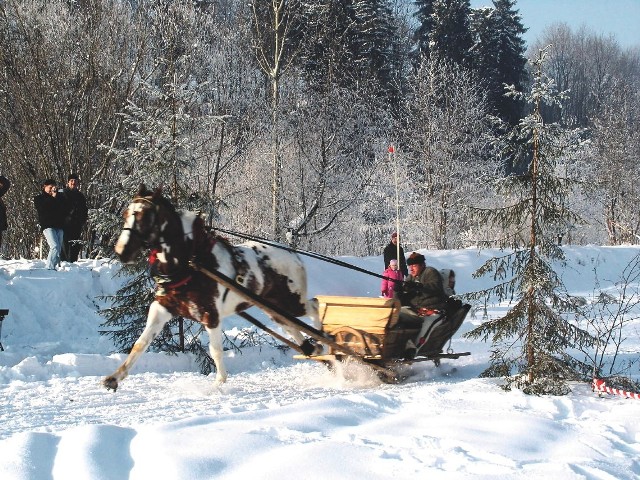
[464,47,595,395]
[413,0,436,64]
[469,0,527,127]
[429,0,474,68]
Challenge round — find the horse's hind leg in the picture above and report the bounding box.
[103,301,172,391]
[205,325,228,384]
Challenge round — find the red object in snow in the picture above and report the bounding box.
[388,145,395,153]
[592,378,640,399]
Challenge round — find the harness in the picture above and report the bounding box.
[127,194,250,296]
[149,249,193,290]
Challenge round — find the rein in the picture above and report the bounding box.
[127,194,400,286]
[210,227,400,283]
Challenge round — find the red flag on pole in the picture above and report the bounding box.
[388,145,395,153]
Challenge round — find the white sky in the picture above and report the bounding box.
[471,0,640,48]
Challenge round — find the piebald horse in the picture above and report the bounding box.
[103,186,320,391]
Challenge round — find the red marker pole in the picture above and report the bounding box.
[388,145,401,267]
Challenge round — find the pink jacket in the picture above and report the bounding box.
[381,267,404,298]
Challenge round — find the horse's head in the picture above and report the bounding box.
[115,184,163,263]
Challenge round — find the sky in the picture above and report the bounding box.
[2,245,640,479]
[470,0,640,49]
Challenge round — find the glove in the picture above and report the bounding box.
[403,282,421,293]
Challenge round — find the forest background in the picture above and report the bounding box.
[0,0,639,260]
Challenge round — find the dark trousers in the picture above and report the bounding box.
[62,227,83,262]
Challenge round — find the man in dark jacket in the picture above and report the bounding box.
[397,252,449,358]
[399,252,447,313]
[0,174,10,251]
[60,173,88,262]
[34,179,68,270]
[383,232,408,277]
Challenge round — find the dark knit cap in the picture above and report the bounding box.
[406,252,425,266]
[68,173,79,181]
[42,178,56,186]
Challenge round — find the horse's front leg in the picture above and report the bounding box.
[103,301,172,391]
[205,325,228,384]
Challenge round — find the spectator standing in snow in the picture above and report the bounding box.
[0,174,10,251]
[60,173,88,262]
[381,259,404,298]
[383,232,408,277]
[34,179,68,270]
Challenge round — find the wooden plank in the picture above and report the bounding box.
[320,306,394,329]
[316,296,401,333]
[316,295,397,308]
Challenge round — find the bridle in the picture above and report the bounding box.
[121,196,160,248]
[121,195,195,250]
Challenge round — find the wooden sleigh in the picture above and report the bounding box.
[192,265,470,383]
[294,296,471,378]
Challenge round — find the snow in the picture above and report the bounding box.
[2,247,640,480]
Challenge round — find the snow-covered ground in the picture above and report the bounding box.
[1,246,640,479]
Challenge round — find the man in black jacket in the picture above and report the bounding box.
[34,179,69,270]
[60,173,88,262]
[383,232,408,277]
[0,174,10,251]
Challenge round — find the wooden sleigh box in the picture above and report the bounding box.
[315,295,419,360]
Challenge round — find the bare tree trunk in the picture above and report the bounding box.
[527,89,542,384]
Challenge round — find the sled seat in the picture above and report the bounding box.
[415,301,471,356]
[315,295,419,360]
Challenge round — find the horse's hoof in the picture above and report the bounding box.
[300,339,317,356]
[103,376,119,392]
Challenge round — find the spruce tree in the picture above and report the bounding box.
[350,0,399,99]
[470,0,527,126]
[413,0,436,63]
[429,0,473,68]
[299,1,399,100]
[298,0,356,91]
[464,47,595,395]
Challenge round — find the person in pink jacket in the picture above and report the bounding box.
[381,259,404,298]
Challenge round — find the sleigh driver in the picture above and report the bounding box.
[396,252,462,359]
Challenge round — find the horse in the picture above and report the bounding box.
[103,185,320,391]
